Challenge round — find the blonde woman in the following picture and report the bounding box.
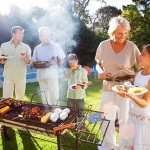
[95,16,140,150]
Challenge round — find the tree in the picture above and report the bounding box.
[122,2,150,49]
[132,0,150,12]
[92,6,122,32]
[73,21,107,66]
[72,0,105,24]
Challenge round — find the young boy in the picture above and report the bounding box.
[65,53,88,120]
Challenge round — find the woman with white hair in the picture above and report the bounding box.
[95,16,140,150]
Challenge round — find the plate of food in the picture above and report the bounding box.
[128,87,148,96]
[112,85,129,93]
[32,61,51,69]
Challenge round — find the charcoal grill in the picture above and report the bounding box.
[0,98,110,150]
[61,105,110,149]
[0,98,78,150]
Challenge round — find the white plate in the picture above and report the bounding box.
[128,87,148,96]
[112,85,128,93]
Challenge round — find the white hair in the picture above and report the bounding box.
[108,16,131,39]
[38,26,50,36]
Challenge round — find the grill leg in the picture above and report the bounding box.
[57,135,62,150]
[75,132,79,150]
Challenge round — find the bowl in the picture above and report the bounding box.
[32,61,51,69]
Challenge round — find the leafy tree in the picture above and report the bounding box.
[73,21,107,66]
[72,0,105,24]
[122,2,150,49]
[92,6,122,32]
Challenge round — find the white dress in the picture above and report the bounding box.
[128,71,150,150]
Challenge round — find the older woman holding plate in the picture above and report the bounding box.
[95,16,141,150]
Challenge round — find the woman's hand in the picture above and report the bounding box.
[98,72,111,80]
[117,91,131,98]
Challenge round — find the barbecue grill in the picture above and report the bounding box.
[0,98,78,150]
[62,105,110,149]
[0,98,110,150]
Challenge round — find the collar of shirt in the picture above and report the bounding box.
[77,65,82,70]
[10,40,22,46]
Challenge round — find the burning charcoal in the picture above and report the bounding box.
[0,104,6,109]
[22,106,30,112]
[31,106,40,114]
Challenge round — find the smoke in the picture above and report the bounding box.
[0,0,79,102]
[33,0,78,52]
[0,0,78,52]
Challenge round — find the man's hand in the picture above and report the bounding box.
[50,59,58,65]
[20,52,30,64]
[98,72,111,80]
[0,56,7,64]
[64,69,72,78]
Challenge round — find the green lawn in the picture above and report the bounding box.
[0,75,103,150]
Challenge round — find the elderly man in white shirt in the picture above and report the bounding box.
[32,27,66,105]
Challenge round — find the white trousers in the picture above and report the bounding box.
[38,79,59,105]
[98,91,130,150]
[3,79,26,100]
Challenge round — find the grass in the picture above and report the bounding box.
[0,74,104,150]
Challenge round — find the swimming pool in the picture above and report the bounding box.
[0,72,37,82]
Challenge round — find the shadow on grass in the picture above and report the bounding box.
[1,127,18,150]
[18,130,38,150]
[61,128,98,150]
